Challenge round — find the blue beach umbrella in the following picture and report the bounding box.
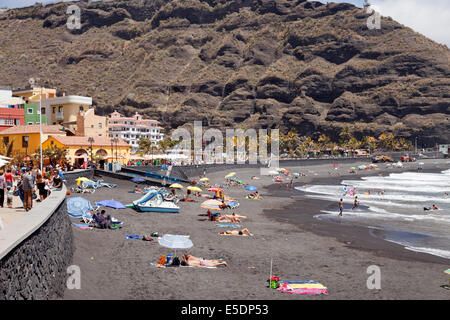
[67,197,92,219]
[245,186,258,191]
[96,199,126,209]
[131,177,145,183]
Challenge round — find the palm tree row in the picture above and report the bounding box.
[280,127,414,157]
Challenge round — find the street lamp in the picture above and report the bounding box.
[24,135,29,165]
[88,137,94,167]
[111,138,119,163]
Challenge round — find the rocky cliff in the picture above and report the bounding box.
[0,0,449,145]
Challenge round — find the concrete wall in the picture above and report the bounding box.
[125,157,373,178]
[0,185,72,300]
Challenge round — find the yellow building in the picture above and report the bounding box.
[42,135,131,167]
[0,124,65,158]
[75,108,108,138]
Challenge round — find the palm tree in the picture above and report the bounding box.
[138,137,152,156]
[43,145,67,166]
[1,137,15,158]
[318,134,331,153]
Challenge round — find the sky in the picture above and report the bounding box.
[0,0,449,47]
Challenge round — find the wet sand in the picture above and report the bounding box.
[64,159,450,300]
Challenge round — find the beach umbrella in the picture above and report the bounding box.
[201,199,224,210]
[158,234,193,257]
[208,187,223,192]
[67,197,92,219]
[96,200,126,209]
[187,186,202,192]
[131,177,145,183]
[275,178,282,182]
[199,177,209,182]
[169,183,183,189]
[245,186,258,191]
[225,172,236,178]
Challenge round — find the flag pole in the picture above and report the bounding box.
[39,88,43,173]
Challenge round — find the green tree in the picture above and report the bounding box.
[43,145,67,166]
[138,137,152,156]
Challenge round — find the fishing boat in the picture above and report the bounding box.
[132,190,180,213]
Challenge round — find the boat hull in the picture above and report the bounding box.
[135,205,179,213]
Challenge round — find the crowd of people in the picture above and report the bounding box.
[0,165,65,211]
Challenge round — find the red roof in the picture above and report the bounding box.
[0,124,63,135]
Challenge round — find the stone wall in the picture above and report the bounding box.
[0,186,73,300]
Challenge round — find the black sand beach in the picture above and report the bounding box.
[64,160,450,300]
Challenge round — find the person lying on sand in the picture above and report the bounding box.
[216,215,241,223]
[247,191,262,199]
[219,228,253,236]
[181,254,227,267]
[134,185,143,193]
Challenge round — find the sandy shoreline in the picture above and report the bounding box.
[63,159,450,300]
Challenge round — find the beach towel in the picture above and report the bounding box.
[71,223,93,230]
[215,224,241,228]
[279,280,317,285]
[125,235,141,240]
[278,283,328,295]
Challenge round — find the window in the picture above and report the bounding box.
[98,123,102,129]
[22,136,28,148]
[50,140,54,145]
[6,119,13,125]
[3,137,9,146]
[41,107,46,115]
[91,125,94,128]
[27,108,33,114]
[0,119,4,125]
[28,122,33,125]
[59,106,63,112]
[79,106,83,112]
[52,107,56,113]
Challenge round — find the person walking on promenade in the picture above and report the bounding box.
[4,168,13,188]
[22,168,34,212]
[0,170,6,208]
[338,198,344,217]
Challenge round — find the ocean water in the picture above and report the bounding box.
[295,169,450,260]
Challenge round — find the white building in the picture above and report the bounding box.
[107,111,164,149]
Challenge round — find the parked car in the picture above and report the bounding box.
[372,155,395,163]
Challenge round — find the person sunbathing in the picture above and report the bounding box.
[217,213,247,221]
[181,254,227,267]
[219,228,253,236]
[216,215,241,223]
[134,185,143,193]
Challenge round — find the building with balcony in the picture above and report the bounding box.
[12,87,92,131]
[107,111,164,149]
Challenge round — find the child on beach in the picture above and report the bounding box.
[6,186,13,208]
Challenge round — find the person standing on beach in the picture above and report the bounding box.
[338,199,343,216]
[352,196,358,209]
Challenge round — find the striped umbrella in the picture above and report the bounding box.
[158,234,193,256]
[67,197,92,219]
[201,199,224,210]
